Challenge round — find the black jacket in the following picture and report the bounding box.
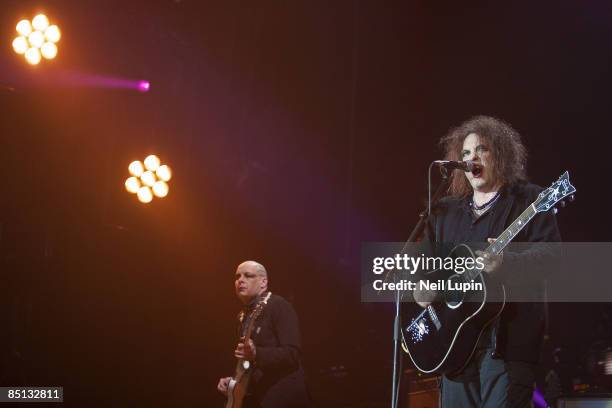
[241,293,309,408]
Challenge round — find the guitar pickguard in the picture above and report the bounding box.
[406,306,442,344]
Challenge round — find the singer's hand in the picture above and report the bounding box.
[475,238,503,274]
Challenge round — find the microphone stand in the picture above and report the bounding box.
[390,166,451,408]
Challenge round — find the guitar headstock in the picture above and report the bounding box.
[249,299,267,322]
[244,292,271,340]
[534,171,576,213]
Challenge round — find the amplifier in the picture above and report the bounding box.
[557,397,612,407]
[405,389,438,408]
[404,369,439,408]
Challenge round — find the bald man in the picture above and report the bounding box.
[217,261,309,408]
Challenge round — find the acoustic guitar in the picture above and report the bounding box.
[401,172,575,375]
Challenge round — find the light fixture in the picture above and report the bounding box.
[125,155,172,203]
[13,14,61,65]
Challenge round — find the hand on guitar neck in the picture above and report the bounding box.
[475,238,504,275]
[414,238,503,308]
[234,338,256,361]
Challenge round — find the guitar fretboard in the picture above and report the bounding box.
[464,204,537,281]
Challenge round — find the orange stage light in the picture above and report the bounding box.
[13,14,61,65]
[125,156,172,204]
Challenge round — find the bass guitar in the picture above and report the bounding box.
[225,291,271,408]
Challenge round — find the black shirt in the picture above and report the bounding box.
[426,182,561,363]
[240,293,309,408]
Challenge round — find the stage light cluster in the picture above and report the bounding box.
[12,14,61,65]
[125,155,172,203]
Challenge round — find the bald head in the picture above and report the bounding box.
[234,260,268,304]
[237,260,267,278]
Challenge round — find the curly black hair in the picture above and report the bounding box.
[440,116,527,197]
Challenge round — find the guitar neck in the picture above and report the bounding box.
[226,292,272,408]
[487,204,537,255]
[232,324,256,383]
[464,204,537,281]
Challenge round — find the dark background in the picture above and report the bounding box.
[1,0,610,406]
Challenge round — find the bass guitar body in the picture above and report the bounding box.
[225,361,251,408]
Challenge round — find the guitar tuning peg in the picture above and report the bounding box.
[552,207,559,214]
[568,194,575,202]
[559,200,567,208]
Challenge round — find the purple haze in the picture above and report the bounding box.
[40,70,151,92]
[137,81,150,92]
[532,388,547,408]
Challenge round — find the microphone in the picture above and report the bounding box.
[433,160,482,173]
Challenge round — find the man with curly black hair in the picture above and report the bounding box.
[421,116,561,407]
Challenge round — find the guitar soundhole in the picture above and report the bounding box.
[444,275,465,309]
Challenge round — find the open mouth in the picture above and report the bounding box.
[471,165,483,177]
